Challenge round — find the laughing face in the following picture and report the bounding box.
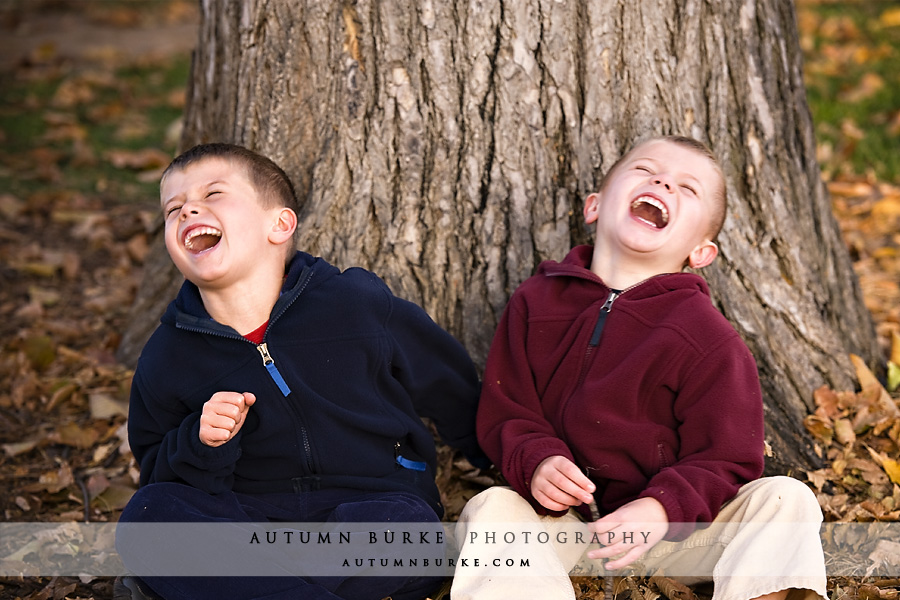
[160,157,294,290]
[584,138,722,275]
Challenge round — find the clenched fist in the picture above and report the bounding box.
[199,391,256,447]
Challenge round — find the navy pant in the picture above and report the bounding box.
[117,482,444,600]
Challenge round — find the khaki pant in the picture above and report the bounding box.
[451,477,827,600]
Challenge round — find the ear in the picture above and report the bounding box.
[687,239,718,269]
[583,193,601,224]
[269,207,298,245]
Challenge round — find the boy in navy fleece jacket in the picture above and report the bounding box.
[451,136,827,600]
[118,143,486,600]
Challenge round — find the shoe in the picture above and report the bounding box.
[113,575,163,600]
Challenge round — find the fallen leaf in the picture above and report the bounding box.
[52,422,100,449]
[93,483,136,512]
[2,439,40,458]
[881,7,900,28]
[104,147,170,171]
[23,334,56,371]
[867,539,900,577]
[866,446,900,485]
[839,72,885,103]
[89,392,128,419]
[835,418,857,445]
[851,354,881,389]
[25,464,75,494]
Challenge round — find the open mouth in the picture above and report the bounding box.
[183,226,223,253]
[630,196,669,229]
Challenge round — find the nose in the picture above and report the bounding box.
[179,200,201,219]
[652,174,674,192]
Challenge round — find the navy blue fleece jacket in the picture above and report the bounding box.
[127,251,485,517]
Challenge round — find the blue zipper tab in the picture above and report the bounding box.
[257,343,291,397]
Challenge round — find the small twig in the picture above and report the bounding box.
[76,475,91,523]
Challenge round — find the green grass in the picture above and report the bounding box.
[800,1,900,183]
[0,54,191,204]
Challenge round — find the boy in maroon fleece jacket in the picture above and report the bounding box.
[451,136,827,600]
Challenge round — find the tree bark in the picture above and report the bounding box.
[118,0,881,475]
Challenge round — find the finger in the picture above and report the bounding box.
[200,424,233,445]
[555,460,596,494]
[242,392,257,407]
[544,468,594,504]
[591,516,623,535]
[201,413,238,432]
[210,391,247,409]
[533,488,577,512]
[587,540,626,560]
[208,399,244,420]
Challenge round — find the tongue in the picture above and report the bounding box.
[188,234,221,253]
[632,203,666,228]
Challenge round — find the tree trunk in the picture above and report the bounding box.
[118,0,881,475]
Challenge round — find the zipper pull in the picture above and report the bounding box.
[257,343,292,397]
[589,290,619,347]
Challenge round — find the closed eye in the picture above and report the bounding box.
[165,205,182,218]
[680,184,697,195]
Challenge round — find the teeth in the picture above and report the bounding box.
[184,226,222,249]
[631,196,669,225]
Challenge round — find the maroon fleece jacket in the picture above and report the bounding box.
[477,245,764,540]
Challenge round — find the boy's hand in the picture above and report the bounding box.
[586,497,669,570]
[531,455,596,512]
[199,392,256,447]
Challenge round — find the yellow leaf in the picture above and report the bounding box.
[889,362,900,393]
[880,7,900,28]
[850,354,880,389]
[872,196,900,221]
[883,458,900,486]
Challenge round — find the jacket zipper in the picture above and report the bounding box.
[256,343,291,396]
[175,265,316,473]
[576,290,618,388]
[589,290,619,347]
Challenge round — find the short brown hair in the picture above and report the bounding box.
[162,143,300,259]
[599,135,727,240]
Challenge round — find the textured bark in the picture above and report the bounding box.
[118,0,881,474]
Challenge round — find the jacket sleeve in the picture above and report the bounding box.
[127,363,243,494]
[638,333,765,540]
[476,294,575,515]
[384,293,490,468]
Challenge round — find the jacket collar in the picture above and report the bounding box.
[162,251,336,334]
[540,245,711,299]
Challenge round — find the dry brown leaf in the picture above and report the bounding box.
[650,575,697,600]
[52,421,101,449]
[25,463,75,494]
[813,385,842,419]
[839,72,885,103]
[2,439,40,458]
[866,446,900,486]
[867,540,900,577]
[835,418,857,445]
[852,354,882,389]
[104,147,170,171]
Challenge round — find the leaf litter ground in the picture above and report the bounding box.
[1,1,899,599]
